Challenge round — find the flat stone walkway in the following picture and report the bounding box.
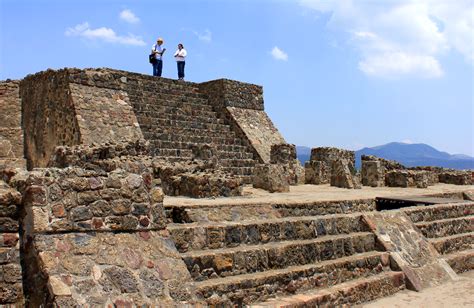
[361,271,474,307]
[164,183,474,207]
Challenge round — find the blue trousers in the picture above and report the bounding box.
[153,59,163,77]
[177,61,185,79]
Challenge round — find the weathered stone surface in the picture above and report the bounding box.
[224,106,285,164]
[50,139,150,169]
[199,78,264,111]
[0,80,26,169]
[25,232,197,306]
[305,160,326,184]
[361,160,385,187]
[439,171,472,185]
[270,144,297,164]
[361,155,405,171]
[385,170,431,188]
[20,69,143,169]
[330,159,361,189]
[270,144,305,186]
[363,212,458,291]
[305,147,355,185]
[155,160,243,198]
[0,182,23,305]
[253,164,290,193]
[15,167,165,233]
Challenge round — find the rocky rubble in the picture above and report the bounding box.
[154,159,243,198]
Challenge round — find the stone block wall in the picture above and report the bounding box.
[199,78,285,164]
[199,78,264,110]
[20,70,82,169]
[6,166,197,306]
[439,171,472,185]
[271,143,305,185]
[331,159,361,189]
[361,160,384,187]
[155,160,243,198]
[385,170,430,188]
[306,147,355,184]
[0,181,23,305]
[253,164,290,193]
[20,69,143,169]
[0,81,26,169]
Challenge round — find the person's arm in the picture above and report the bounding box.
[174,50,179,57]
[181,49,187,57]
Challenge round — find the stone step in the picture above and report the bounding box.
[165,200,376,224]
[136,87,209,100]
[217,151,254,160]
[134,97,212,110]
[150,132,245,147]
[220,166,254,176]
[135,82,207,99]
[219,159,255,168]
[169,214,366,253]
[182,232,376,281]
[145,120,230,132]
[403,202,474,223]
[249,271,405,308]
[195,251,391,306]
[150,140,251,154]
[136,112,227,126]
[274,200,376,218]
[135,102,218,118]
[151,148,193,159]
[430,232,474,255]
[415,216,474,238]
[443,248,474,274]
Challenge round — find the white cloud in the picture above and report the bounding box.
[401,139,414,144]
[65,22,145,46]
[192,29,212,42]
[119,9,140,24]
[271,46,288,61]
[300,0,474,78]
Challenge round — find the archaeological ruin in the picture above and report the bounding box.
[0,68,473,306]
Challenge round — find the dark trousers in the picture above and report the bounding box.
[177,61,185,79]
[153,59,163,77]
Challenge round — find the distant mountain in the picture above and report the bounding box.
[355,142,474,170]
[296,143,474,170]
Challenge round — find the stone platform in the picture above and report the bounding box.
[164,183,473,306]
[165,183,473,208]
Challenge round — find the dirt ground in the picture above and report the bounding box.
[361,271,474,307]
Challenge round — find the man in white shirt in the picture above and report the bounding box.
[151,38,166,77]
[174,43,187,80]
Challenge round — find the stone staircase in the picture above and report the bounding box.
[404,202,474,273]
[128,79,256,182]
[167,203,405,306]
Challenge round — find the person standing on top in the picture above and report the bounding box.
[151,38,166,77]
[174,43,187,80]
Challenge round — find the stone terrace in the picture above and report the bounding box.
[165,183,474,306]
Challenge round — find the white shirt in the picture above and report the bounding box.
[174,48,187,62]
[152,44,163,60]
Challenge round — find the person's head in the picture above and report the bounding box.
[178,43,183,49]
[157,38,164,45]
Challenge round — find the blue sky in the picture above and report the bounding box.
[1,0,473,155]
